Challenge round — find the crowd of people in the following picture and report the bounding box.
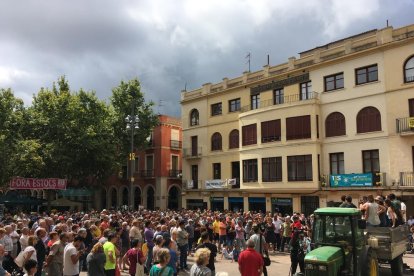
[0,192,409,276]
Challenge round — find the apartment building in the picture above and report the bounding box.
[181,24,414,215]
[102,115,182,210]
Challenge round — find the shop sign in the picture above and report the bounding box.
[10,177,67,190]
[271,198,292,205]
[330,173,372,187]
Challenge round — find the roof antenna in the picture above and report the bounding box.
[267,54,270,66]
[184,82,187,91]
[386,19,389,27]
[246,52,251,72]
[158,99,164,115]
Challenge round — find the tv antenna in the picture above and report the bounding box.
[246,52,251,72]
[158,99,164,114]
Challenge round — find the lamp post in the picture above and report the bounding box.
[125,110,139,210]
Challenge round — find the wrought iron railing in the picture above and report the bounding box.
[140,170,154,178]
[400,172,414,186]
[396,117,414,134]
[183,147,202,158]
[170,140,182,149]
[169,170,182,178]
[240,92,318,113]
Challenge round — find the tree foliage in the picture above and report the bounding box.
[0,76,158,187]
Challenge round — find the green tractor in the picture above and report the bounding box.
[304,207,408,276]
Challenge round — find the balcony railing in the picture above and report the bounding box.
[140,170,154,178]
[400,172,414,187]
[170,140,182,149]
[184,180,200,190]
[396,117,414,134]
[240,92,318,113]
[183,147,202,158]
[169,170,182,178]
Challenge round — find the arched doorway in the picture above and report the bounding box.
[110,188,117,208]
[146,186,155,210]
[134,187,141,209]
[168,186,180,210]
[101,189,107,209]
[122,187,129,206]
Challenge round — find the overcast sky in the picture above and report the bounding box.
[0,0,413,117]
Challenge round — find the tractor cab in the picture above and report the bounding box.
[305,208,367,276]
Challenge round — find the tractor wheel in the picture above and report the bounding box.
[362,249,379,276]
[390,254,404,276]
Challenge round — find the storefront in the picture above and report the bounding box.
[271,198,293,216]
[228,197,244,212]
[248,197,266,212]
[211,197,224,211]
[186,199,205,210]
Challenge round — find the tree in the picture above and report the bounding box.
[0,88,25,186]
[25,76,118,185]
[110,78,159,162]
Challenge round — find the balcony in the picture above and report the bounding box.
[184,180,200,190]
[140,170,154,178]
[183,147,202,159]
[396,117,414,135]
[170,140,182,149]
[400,172,414,187]
[169,170,182,178]
[240,92,319,113]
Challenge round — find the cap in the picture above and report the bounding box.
[58,216,64,220]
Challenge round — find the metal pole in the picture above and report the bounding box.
[130,100,135,210]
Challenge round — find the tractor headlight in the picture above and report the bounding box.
[305,263,314,270]
[319,265,327,271]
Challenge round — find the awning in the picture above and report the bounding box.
[228,197,243,203]
[248,197,265,203]
[0,194,46,206]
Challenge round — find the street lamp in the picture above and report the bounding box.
[125,113,139,210]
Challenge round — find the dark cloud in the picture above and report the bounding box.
[0,0,413,117]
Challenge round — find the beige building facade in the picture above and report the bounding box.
[181,24,414,216]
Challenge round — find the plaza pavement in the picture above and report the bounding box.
[80,251,414,276]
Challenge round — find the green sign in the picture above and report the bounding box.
[330,173,373,187]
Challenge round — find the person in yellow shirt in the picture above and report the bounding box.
[103,232,119,276]
[212,217,220,245]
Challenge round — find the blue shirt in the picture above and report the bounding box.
[167,249,177,273]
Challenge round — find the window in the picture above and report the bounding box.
[261,119,281,143]
[330,152,344,174]
[229,98,241,112]
[242,124,257,146]
[325,112,346,137]
[251,94,260,110]
[288,155,313,181]
[213,163,221,179]
[356,107,381,133]
[324,72,344,91]
[409,99,414,117]
[211,132,222,151]
[191,165,198,189]
[243,159,258,182]
[134,157,139,173]
[300,81,312,100]
[190,109,199,126]
[362,150,380,173]
[286,115,311,140]
[404,56,414,83]
[211,103,222,116]
[262,157,282,182]
[146,155,154,171]
[229,129,239,149]
[356,64,378,85]
[273,88,284,105]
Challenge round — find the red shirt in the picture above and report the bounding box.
[127,248,144,275]
[238,248,263,276]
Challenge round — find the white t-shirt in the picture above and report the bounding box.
[20,235,29,251]
[63,243,79,276]
[273,219,283,232]
[23,246,37,262]
[401,202,407,222]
